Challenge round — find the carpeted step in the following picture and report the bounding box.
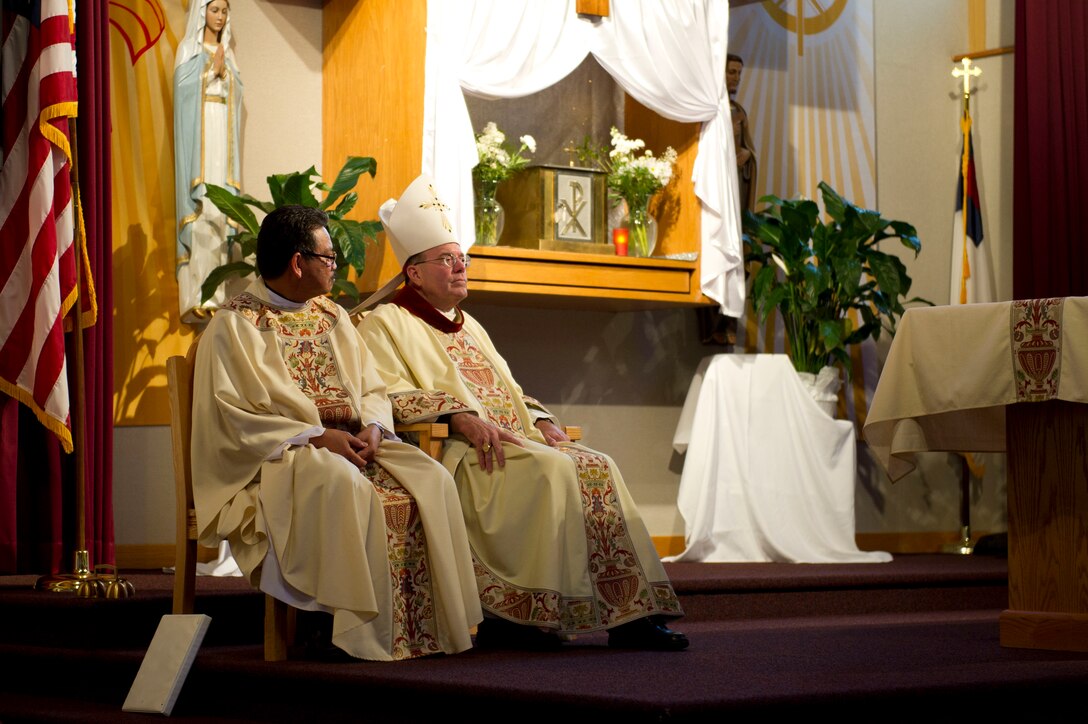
[0,554,1009,650]
[664,554,1009,621]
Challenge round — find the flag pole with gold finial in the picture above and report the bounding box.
[942,57,983,556]
[952,57,981,305]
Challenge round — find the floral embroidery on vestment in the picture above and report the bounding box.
[368,463,440,659]
[438,329,525,436]
[389,390,472,425]
[229,293,355,431]
[474,445,682,632]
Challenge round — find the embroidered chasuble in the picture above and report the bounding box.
[359,288,682,634]
[192,281,481,660]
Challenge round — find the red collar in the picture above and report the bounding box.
[392,285,464,333]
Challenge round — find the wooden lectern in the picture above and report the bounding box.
[864,297,1088,652]
[1000,400,1088,651]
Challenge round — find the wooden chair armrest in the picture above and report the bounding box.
[393,421,581,459]
[394,422,450,436]
[394,422,449,460]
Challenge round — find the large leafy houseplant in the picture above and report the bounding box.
[742,181,926,376]
[201,156,382,305]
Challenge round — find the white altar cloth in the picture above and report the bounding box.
[666,354,890,564]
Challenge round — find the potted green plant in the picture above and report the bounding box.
[200,156,382,306]
[742,181,927,402]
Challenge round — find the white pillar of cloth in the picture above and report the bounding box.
[668,354,891,563]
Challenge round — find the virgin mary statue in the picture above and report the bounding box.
[174,0,243,323]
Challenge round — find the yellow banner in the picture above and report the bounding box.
[109,0,195,425]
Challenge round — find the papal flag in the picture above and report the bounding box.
[949,120,994,305]
[0,1,81,453]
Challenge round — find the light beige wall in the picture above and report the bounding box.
[234,1,323,197]
[114,0,1016,548]
[113,1,323,546]
[861,0,1014,537]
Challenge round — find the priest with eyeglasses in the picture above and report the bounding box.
[356,175,688,651]
[191,204,482,661]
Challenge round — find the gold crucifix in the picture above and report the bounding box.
[952,57,982,107]
[420,184,453,233]
[562,141,579,167]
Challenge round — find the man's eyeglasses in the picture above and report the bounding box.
[412,253,471,269]
[301,250,337,268]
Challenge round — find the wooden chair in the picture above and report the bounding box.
[393,421,582,449]
[167,343,295,661]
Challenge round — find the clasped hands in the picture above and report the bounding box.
[211,44,227,79]
[310,423,383,469]
[449,413,569,474]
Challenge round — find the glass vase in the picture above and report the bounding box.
[622,199,658,258]
[474,182,505,247]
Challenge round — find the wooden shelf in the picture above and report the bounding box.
[464,246,713,311]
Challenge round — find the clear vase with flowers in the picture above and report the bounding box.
[473,122,536,246]
[578,127,677,257]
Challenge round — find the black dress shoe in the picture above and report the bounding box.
[475,617,563,651]
[607,617,689,651]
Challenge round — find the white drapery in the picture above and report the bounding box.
[668,355,891,564]
[422,0,744,315]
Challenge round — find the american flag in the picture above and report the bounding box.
[0,1,80,453]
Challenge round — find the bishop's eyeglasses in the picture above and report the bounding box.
[412,253,471,269]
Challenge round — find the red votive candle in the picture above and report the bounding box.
[613,227,629,256]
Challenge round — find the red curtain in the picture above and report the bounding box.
[1014,0,1088,299]
[76,0,116,572]
[0,0,113,575]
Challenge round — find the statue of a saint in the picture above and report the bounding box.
[727,54,758,213]
[173,0,242,323]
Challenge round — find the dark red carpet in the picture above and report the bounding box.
[1,554,1085,722]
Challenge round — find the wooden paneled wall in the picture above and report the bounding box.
[323,0,428,292]
[624,98,703,258]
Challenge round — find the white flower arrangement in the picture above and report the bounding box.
[576,127,679,256]
[578,127,678,211]
[605,127,678,205]
[473,122,536,187]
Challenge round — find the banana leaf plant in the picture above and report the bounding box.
[200,156,382,305]
[742,181,929,376]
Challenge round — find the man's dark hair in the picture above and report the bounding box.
[727,53,744,66]
[256,205,330,279]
